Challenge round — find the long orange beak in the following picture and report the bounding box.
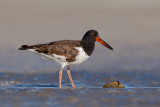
[96,36,113,50]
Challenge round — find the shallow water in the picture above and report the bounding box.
[0,70,160,107]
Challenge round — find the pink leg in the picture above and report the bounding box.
[67,67,76,88]
[59,67,64,88]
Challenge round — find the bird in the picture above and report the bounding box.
[19,30,113,88]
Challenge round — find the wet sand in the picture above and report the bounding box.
[0,70,160,107]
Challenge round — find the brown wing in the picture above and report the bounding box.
[19,40,82,62]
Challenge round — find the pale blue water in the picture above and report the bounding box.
[0,70,160,107]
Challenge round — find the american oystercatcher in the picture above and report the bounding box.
[19,30,113,88]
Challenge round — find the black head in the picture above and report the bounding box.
[82,30,113,51]
[82,30,99,43]
[81,30,113,56]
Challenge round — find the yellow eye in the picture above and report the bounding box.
[91,33,94,35]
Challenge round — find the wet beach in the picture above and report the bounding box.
[0,70,160,107]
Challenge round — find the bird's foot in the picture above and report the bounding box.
[72,85,76,88]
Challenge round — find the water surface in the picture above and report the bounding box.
[0,70,160,107]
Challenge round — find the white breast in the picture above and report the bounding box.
[68,47,89,66]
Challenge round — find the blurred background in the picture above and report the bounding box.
[0,0,160,72]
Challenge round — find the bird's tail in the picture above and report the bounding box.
[18,45,32,50]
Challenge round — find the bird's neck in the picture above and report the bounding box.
[82,41,95,56]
